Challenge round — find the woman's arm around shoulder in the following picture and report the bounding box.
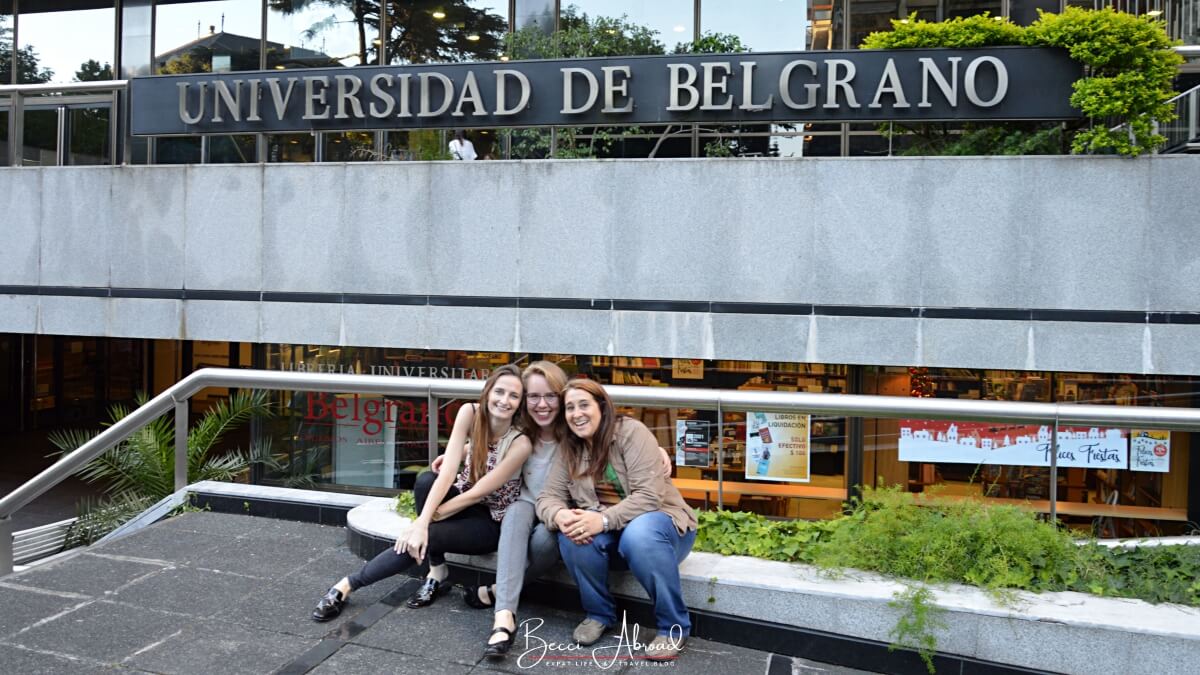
[435,433,532,520]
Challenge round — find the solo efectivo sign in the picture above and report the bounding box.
[129,47,1082,136]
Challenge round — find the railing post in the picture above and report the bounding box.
[427,392,439,466]
[0,516,13,576]
[1190,90,1198,141]
[716,401,724,511]
[174,399,188,492]
[1048,420,1059,523]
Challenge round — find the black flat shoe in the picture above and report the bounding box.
[406,577,450,608]
[484,625,516,659]
[463,584,495,609]
[312,587,346,622]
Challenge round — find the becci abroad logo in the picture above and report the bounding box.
[516,612,684,670]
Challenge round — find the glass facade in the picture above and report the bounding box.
[244,343,1197,535]
[16,2,115,84]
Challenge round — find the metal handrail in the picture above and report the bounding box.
[3,366,1200,575]
[0,80,129,95]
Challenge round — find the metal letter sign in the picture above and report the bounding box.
[129,47,1081,136]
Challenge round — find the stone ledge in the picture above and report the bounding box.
[348,497,1200,675]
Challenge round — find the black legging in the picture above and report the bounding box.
[347,470,502,591]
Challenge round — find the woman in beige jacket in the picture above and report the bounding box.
[536,378,698,661]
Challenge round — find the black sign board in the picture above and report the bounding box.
[130,47,1081,136]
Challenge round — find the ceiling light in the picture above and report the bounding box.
[432,10,446,19]
[466,33,480,41]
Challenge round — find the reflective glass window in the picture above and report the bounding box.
[156,0,262,74]
[21,107,56,166]
[268,0,367,69]
[385,0,507,65]
[17,2,115,84]
[848,0,900,48]
[384,129,450,160]
[2,10,13,84]
[208,134,257,163]
[68,105,111,165]
[515,0,555,32]
[120,0,153,79]
[564,1,694,52]
[155,136,202,164]
[809,0,846,50]
[323,131,376,161]
[0,109,9,165]
[701,0,808,51]
[267,133,316,162]
[946,0,1003,19]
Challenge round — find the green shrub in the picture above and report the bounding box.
[693,485,1200,608]
[861,8,1183,155]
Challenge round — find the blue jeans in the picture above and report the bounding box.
[557,511,697,636]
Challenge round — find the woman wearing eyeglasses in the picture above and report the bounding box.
[435,361,671,659]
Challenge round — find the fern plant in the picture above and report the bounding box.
[48,390,274,540]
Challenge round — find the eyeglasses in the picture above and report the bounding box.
[526,393,559,404]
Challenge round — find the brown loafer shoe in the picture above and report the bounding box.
[572,618,609,646]
[644,633,686,661]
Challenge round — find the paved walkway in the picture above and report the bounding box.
[0,512,875,674]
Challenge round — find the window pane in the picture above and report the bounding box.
[386,0,507,65]
[267,133,316,162]
[564,1,694,52]
[701,0,809,51]
[21,108,56,166]
[1,11,13,84]
[0,109,9,165]
[515,0,555,32]
[323,131,376,161]
[155,137,202,164]
[120,0,153,78]
[809,0,846,50]
[269,0,368,69]
[18,3,115,84]
[157,0,263,74]
[208,134,257,163]
[68,105,111,165]
[385,129,450,160]
[847,0,899,48]
[947,0,1003,19]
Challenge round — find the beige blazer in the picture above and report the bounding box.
[536,417,698,535]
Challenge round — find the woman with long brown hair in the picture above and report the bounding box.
[437,362,674,659]
[536,378,698,662]
[311,365,532,620]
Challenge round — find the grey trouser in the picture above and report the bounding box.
[494,499,560,614]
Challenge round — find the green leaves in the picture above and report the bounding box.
[49,390,274,504]
[693,485,1200,610]
[861,7,1183,156]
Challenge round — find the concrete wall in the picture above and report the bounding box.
[1,155,1198,375]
